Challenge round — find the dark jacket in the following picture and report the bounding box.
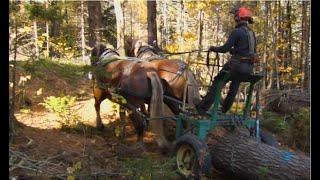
[213,21,256,58]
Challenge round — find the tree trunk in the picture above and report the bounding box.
[197,10,204,58]
[81,0,85,61]
[262,1,269,90]
[302,1,310,90]
[147,0,157,47]
[50,1,61,38]
[273,2,280,89]
[45,0,49,58]
[163,0,168,47]
[300,2,306,86]
[33,20,39,58]
[10,20,23,137]
[114,0,125,56]
[207,128,310,180]
[286,1,292,67]
[175,0,183,52]
[88,1,103,47]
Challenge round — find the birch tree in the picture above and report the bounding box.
[114,0,125,56]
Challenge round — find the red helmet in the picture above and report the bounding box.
[236,7,252,18]
[230,6,253,23]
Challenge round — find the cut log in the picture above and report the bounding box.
[207,128,310,180]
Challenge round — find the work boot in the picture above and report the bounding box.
[196,104,207,115]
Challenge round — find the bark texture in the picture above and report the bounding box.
[147,0,157,47]
[207,128,310,180]
[88,1,102,47]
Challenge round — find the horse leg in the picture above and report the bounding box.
[93,87,108,130]
[129,110,145,143]
[119,106,126,141]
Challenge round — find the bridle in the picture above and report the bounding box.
[92,48,120,66]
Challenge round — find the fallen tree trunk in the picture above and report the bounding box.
[207,128,310,180]
[261,89,310,114]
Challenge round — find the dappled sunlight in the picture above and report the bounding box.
[15,97,121,130]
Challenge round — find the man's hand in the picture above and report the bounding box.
[208,46,217,52]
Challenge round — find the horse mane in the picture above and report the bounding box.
[136,45,160,58]
[124,36,142,57]
[91,43,107,58]
[91,43,120,66]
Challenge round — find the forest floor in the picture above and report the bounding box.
[10,59,232,179]
[9,58,309,179]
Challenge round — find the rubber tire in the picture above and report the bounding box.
[259,130,279,147]
[174,134,212,180]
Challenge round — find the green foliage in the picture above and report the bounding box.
[24,2,63,21]
[122,155,177,179]
[228,102,244,115]
[67,159,91,179]
[21,58,92,81]
[50,36,79,59]
[257,166,269,180]
[287,107,310,151]
[261,110,288,134]
[41,95,76,115]
[102,6,117,47]
[40,95,80,127]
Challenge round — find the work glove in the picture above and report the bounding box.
[208,46,217,52]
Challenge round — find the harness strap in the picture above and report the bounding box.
[167,63,187,83]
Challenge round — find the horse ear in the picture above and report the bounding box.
[134,40,142,57]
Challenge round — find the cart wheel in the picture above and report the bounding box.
[260,130,279,147]
[175,134,212,179]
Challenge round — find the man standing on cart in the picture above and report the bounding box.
[196,6,258,115]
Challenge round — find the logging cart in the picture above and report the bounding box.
[173,70,264,179]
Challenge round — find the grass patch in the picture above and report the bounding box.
[18,58,92,83]
[121,155,177,179]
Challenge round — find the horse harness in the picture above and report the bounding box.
[136,45,159,59]
[94,48,151,99]
[137,46,188,83]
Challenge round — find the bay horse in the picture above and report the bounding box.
[124,38,201,115]
[91,43,169,149]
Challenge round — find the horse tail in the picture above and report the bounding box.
[146,71,169,149]
[186,70,201,107]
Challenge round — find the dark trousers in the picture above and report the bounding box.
[197,59,253,113]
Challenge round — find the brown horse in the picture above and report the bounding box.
[91,43,169,149]
[124,38,201,115]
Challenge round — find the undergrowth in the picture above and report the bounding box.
[121,155,177,179]
[19,58,92,83]
[261,108,310,153]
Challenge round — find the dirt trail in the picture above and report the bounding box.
[10,62,177,179]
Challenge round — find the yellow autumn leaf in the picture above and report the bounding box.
[67,176,75,180]
[23,26,32,33]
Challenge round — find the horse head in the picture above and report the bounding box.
[91,43,107,65]
[136,45,160,59]
[91,43,120,65]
